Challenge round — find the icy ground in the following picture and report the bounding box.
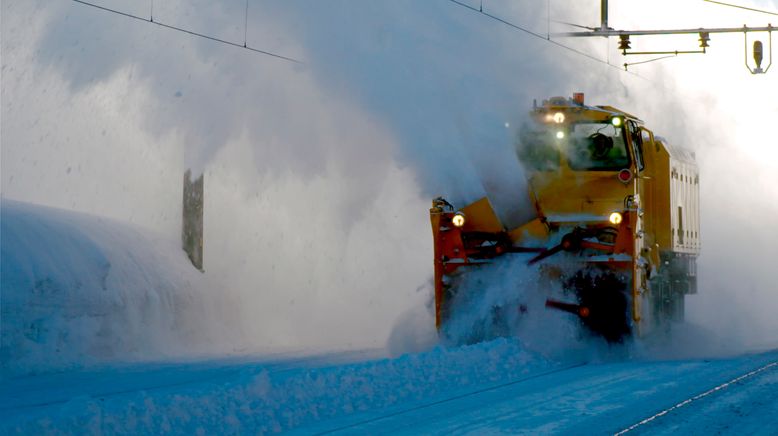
[2,200,777,434]
[3,344,777,434]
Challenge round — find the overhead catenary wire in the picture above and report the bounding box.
[623,54,678,70]
[703,0,778,16]
[71,0,302,64]
[445,0,646,79]
[553,19,598,31]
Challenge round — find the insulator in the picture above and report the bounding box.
[698,32,710,48]
[754,40,764,68]
[618,35,631,52]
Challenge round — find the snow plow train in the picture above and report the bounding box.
[431,94,700,342]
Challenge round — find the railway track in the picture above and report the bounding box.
[615,358,778,435]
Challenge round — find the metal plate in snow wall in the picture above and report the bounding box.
[182,169,204,271]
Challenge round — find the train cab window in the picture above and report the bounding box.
[641,129,657,152]
[516,126,561,171]
[566,122,630,171]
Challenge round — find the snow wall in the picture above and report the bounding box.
[0,199,246,374]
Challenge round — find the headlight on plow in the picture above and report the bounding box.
[609,212,623,225]
[452,212,466,227]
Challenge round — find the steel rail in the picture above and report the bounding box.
[614,360,778,435]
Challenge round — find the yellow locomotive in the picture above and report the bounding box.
[430,93,700,342]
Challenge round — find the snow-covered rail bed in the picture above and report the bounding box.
[308,348,778,435]
[2,346,777,434]
[0,338,559,434]
[0,349,381,417]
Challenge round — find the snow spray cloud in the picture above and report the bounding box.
[1,0,580,354]
[3,0,775,357]
[2,0,426,352]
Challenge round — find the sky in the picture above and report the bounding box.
[2,0,777,353]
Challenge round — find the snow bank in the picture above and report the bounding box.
[0,199,242,375]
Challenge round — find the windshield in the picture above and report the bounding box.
[566,123,629,170]
[517,122,629,172]
[516,127,561,171]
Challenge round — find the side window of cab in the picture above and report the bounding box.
[641,128,655,152]
[627,121,645,171]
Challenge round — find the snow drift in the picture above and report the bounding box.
[0,199,245,374]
